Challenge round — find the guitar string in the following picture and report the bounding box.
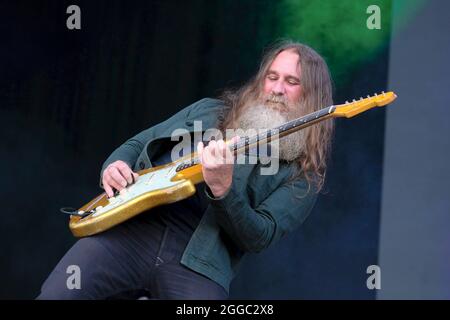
[175,105,336,172]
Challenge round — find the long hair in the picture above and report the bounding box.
[219,40,334,192]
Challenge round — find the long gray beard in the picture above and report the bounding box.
[234,104,306,162]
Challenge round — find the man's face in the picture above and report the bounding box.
[263,50,302,112]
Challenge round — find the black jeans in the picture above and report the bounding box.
[36,214,228,300]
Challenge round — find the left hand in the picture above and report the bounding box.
[197,136,239,198]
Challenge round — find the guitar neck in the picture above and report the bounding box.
[230,105,336,156]
[174,91,396,172]
[174,105,336,173]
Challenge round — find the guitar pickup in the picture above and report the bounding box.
[144,173,155,185]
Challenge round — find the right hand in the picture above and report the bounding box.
[102,160,139,198]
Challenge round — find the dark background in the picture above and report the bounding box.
[0,0,393,299]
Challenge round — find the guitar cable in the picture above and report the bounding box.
[60,207,92,218]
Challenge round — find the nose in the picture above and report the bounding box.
[271,80,285,96]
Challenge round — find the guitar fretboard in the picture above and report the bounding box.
[175,105,335,172]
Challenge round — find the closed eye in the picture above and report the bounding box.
[287,77,300,85]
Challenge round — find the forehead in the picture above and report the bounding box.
[268,50,301,76]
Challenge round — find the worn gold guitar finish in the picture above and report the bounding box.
[69,92,397,237]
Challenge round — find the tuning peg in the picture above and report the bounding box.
[367,95,370,98]
[381,91,385,94]
[345,100,349,104]
[374,93,378,96]
[352,99,356,102]
[359,97,363,100]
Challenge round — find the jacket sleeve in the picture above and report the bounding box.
[98,98,213,188]
[206,171,318,253]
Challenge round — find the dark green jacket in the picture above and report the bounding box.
[101,98,318,292]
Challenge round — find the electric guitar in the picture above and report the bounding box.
[66,91,397,237]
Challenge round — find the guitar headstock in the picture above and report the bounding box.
[333,91,397,118]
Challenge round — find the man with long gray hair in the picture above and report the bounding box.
[37,40,334,299]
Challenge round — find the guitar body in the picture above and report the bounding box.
[69,159,203,237]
